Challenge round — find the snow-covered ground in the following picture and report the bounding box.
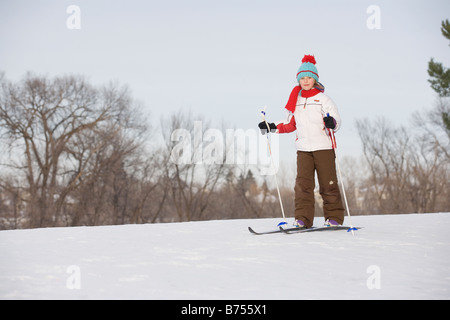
[1,213,449,300]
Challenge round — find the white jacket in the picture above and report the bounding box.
[276,92,341,152]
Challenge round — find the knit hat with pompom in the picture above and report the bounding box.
[296,55,319,83]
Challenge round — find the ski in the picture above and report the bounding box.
[248,226,284,235]
[248,226,323,235]
[248,225,361,235]
[280,225,361,234]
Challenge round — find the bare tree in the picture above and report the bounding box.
[413,98,450,160]
[159,111,230,222]
[0,73,150,228]
[410,98,450,212]
[356,112,450,214]
[356,118,411,214]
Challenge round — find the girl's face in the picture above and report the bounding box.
[299,77,315,90]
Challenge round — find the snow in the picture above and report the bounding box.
[1,213,449,300]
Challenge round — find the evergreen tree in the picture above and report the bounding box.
[428,19,450,97]
[443,111,450,133]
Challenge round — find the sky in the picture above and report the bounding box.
[1,0,449,172]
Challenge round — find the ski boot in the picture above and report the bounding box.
[324,219,340,227]
[294,219,307,229]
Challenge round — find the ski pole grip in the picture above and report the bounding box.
[261,107,272,134]
[261,107,267,120]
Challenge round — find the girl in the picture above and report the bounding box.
[258,55,345,229]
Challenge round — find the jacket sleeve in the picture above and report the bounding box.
[321,95,341,131]
[276,113,296,133]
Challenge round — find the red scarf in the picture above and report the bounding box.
[284,86,322,113]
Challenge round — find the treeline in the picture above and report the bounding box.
[0,73,285,229]
[352,103,450,215]
[0,72,448,230]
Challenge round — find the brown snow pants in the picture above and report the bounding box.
[295,150,345,228]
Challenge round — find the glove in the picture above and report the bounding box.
[258,121,277,134]
[323,116,336,129]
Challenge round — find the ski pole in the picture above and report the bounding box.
[261,107,287,227]
[326,113,356,235]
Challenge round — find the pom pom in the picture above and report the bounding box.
[301,55,316,65]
